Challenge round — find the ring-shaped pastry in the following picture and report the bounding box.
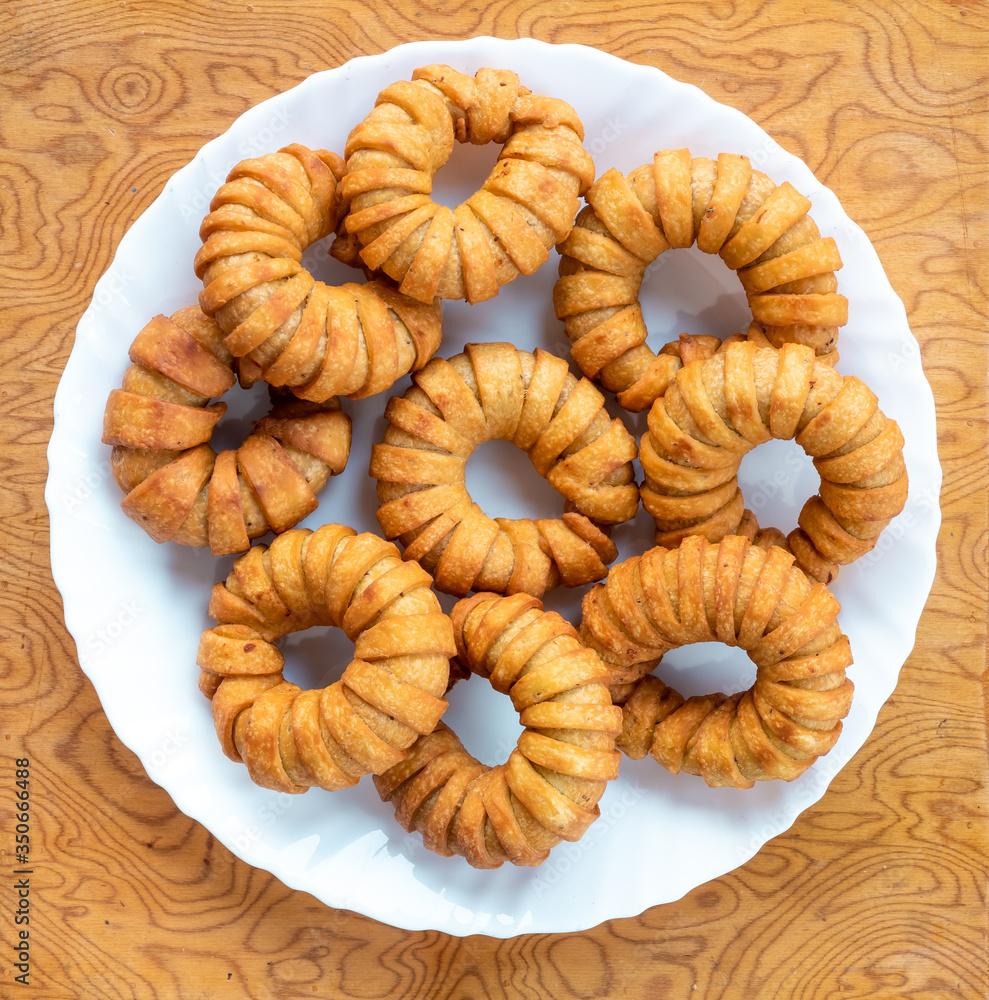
[341,65,595,304]
[370,342,640,598]
[102,307,352,554]
[580,534,854,788]
[375,591,623,868]
[196,525,455,791]
[639,337,907,583]
[554,148,847,412]
[195,144,443,401]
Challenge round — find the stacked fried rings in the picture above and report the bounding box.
[376,591,623,867]
[639,337,907,583]
[102,307,352,554]
[342,64,595,303]
[110,65,913,864]
[196,525,454,791]
[195,143,444,401]
[554,148,847,412]
[580,534,854,788]
[370,342,640,598]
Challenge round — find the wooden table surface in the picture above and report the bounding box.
[2,2,986,997]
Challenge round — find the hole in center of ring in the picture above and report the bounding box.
[656,641,756,701]
[428,139,505,210]
[736,436,818,537]
[209,378,273,454]
[637,243,751,343]
[463,437,566,521]
[277,625,356,693]
[442,673,524,767]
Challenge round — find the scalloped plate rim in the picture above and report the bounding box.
[46,36,940,938]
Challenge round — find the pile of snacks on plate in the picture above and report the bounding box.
[101,65,906,868]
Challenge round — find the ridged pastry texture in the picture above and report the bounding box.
[640,337,907,584]
[102,307,351,554]
[375,591,623,867]
[370,342,640,598]
[196,525,455,792]
[554,148,847,411]
[580,534,854,788]
[625,325,761,410]
[342,64,596,303]
[195,143,443,401]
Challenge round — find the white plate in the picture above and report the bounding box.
[46,37,940,937]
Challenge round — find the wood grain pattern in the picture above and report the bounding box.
[1,1,987,997]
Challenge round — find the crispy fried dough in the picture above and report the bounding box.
[638,336,907,582]
[343,66,595,303]
[195,144,442,401]
[580,534,853,788]
[370,343,640,598]
[554,149,846,411]
[375,591,622,867]
[102,307,351,553]
[196,526,454,791]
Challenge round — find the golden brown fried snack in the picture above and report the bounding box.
[342,65,595,303]
[370,342,640,598]
[580,534,853,788]
[639,338,907,583]
[375,591,623,867]
[102,307,351,554]
[620,326,766,409]
[196,525,454,791]
[195,144,442,400]
[554,149,847,411]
